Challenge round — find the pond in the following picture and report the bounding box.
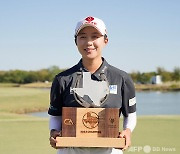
[28,91,180,117]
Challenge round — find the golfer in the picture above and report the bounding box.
[48,16,137,154]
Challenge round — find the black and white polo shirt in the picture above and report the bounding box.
[48,58,136,117]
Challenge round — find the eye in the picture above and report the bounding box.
[92,35,99,39]
[80,36,86,39]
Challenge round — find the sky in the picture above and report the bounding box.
[0,0,179,73]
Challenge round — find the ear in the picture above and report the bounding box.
[104,38,108,44]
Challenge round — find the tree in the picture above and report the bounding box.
[172,67,180,81]
[156,67,172,82]
[130,71,139,83]
[2,70,27,83]
[156,67,166,75]
[0,71,5,82]
[47,66,62,81]
[24,71,39,83]
[37,69,50,82]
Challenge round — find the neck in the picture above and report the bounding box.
[82,58,103,73]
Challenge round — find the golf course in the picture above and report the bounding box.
[0,85,179,154]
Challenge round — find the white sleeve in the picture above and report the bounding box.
[123,112,137,132]
[49,115,62,131]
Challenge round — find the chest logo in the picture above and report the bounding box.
[109,85,117,94]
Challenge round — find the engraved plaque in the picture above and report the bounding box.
[56,107,125,148]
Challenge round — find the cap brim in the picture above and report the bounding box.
[75,24,103,36]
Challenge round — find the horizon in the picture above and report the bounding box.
[0,65,178,73]
[0,0,179,73]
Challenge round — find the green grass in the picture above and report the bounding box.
[0,86,179,154]
[0,113,55,154]
[124,116,180,154]
[20,82,52,88]
[0,87,49,113]
[0,87,53,153]
[0,83,20,87]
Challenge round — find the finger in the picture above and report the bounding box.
[122,137,131,151]
[50,137,57,145]
[59,131,62,136]
[49,137,58,149]
[119,133,125,138]
[51,132,61,138]
[122,142,128,151]
[122,146,128,151]
[50,137,57,143]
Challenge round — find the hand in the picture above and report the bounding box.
[49,129,61,149]
[118,128,131,151]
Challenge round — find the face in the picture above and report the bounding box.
[76,26,108,61]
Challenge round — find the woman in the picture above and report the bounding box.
[48,16,137,154]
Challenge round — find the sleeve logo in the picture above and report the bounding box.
[129,97,136,106]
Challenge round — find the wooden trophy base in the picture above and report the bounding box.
[56,137,125,148]
[56,107,125,148]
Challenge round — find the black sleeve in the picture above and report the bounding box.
[48,76,63,116]
[121,74,136,117]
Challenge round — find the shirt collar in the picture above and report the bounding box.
[76,58,109,80]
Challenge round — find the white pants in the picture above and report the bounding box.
[57,148,123,154]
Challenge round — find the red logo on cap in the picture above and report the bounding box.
[85,16,94,22]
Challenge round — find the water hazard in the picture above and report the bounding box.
[28,91,180,117]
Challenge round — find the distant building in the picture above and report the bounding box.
[45,80,49,84]
[151,75,162,84]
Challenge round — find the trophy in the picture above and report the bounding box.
[56,72,125,148]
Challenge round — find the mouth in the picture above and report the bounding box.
[84,48,96,53]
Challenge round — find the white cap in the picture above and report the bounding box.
[75,16,107,36]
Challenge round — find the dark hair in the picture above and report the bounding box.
[74,34,108,45]
[74,35,77,45]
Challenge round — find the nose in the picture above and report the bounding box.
[87,37,93,46]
